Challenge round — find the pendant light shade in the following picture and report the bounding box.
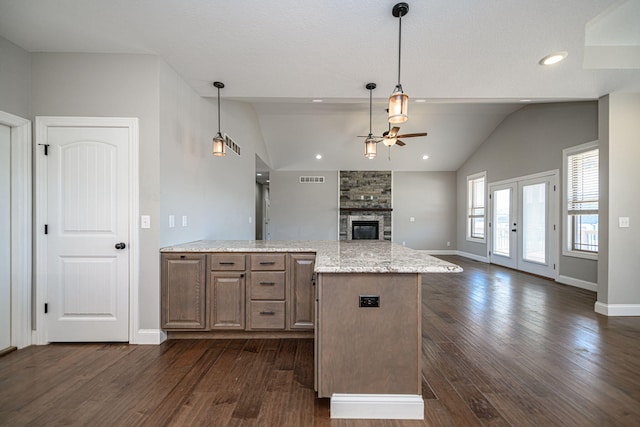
[364,82,379,160]
[365,137,377,159]
[212,81,226,157]
[388,3,410,124]
[388,84,408,124]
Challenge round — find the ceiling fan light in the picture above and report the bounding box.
[212,132,226,156]
[388,86,408,124]
[383,137,397,147]
[364,137,377,159]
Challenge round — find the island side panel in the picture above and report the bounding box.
[316,272,422,398]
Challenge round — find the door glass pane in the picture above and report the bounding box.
[523,183,546,264]
[493,189,511,256]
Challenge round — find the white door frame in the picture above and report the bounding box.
[34,117,140,345]
[0,111,32,350]
[488,170,559,279]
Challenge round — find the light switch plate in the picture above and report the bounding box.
[182,215,188,227]
[169,215,175,228]
[140,215,151,229]
[619,216,630,228]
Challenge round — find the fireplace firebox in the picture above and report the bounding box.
[347,215,384,240]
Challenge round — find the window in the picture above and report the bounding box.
[467,172,486,242]
[563,142,598,259]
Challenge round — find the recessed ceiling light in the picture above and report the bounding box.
[520,99,532,102]
[257,173,262,176]
[315,154,322,160]
[415,99,426,103]
[312,99,323,103]
[422,155,429,160]
[539,51,568,66]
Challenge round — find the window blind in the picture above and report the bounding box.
[567,148,598,215]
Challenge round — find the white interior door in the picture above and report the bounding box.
[44,124,130,342]
[490,172,557,279]
[0,124,11,351]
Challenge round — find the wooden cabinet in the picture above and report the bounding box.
[209,254,246,329]
[288,253,315,330]
[209,272,245,329]
[247,254,286,330]
[161,251,316,335]
[161,253,207,329]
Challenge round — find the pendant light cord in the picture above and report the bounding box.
[217,86,221,134]
[397,14,402,86]
[369,87,373,133]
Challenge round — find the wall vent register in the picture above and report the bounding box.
[300,176,325,184]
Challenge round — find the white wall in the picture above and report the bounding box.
[158,62,270,246]
[269,171,339,240]
[393,172,457,250]
[456,102,599,283]
[0,36,31,118]
[598,93,640,308]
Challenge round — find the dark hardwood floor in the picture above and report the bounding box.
[2,256,640,426]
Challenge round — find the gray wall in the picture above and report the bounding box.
[269,171,339,240]
[598,93,640,306]
[31,53,162,330]
[158,61,269,246]
[0,36,31,118]
[393,172,457,250]
[456,102,599,283]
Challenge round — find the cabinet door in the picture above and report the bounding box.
[288,253,315,330]
[161,254,207,329]
[210,272,245,329]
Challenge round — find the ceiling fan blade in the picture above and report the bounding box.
[396,140,406,146]
[388,126,400,137]
[395,132,427,138]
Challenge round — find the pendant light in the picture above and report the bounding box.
[364,83,379,159]
[388,3,410,124]
[212,81,226,157]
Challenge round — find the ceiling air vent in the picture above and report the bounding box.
[299,176,325,184]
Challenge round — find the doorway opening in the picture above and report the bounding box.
[255,155,271,240]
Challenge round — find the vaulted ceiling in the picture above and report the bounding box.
[1,0,639,171]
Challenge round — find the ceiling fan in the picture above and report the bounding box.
[381,122,427,147]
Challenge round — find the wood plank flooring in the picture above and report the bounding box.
[2,256,640,426]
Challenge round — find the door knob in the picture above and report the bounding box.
[115,242,126,250]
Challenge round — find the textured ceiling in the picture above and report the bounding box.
[1,0,639,171]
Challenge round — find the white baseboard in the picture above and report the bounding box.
[456,251,489,263]
[420,249,458,256]
[595,302,640,316]
[556,275,597,292]
[134,329,167,345]
[330,394,424,420]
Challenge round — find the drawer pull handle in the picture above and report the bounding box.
[260,282,275,286]
[259,261,276,265]
[259,311,276,316]
[219,262,235,265]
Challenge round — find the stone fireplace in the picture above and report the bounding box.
[339,171,392,240]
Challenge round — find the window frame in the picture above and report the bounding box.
[562,141,599,260]
[466,171,487,243]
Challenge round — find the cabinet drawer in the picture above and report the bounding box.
[210,254,246,271]
[249,301,285,329]
[250,253,285,271]
[250,271,285,300]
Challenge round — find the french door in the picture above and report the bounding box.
[489,171,558,278]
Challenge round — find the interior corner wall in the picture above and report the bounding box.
[31,53,162,330]
[158,61,269,247]
[598,93,640,307]
[393,171,457,250]
[456,102,599,283]
[0,36,31,118]
[269,171,339,240]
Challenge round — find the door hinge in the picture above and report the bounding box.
[44,303,48,314]
[553,184,556,191]
[554,224,556,231]
[489,251,492,256]
[554,264,556,270]
[44,224,48,234]
[38,143,50,155]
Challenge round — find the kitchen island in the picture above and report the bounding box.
[160,240,461,419]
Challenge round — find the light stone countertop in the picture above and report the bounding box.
[160,240,463,274]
